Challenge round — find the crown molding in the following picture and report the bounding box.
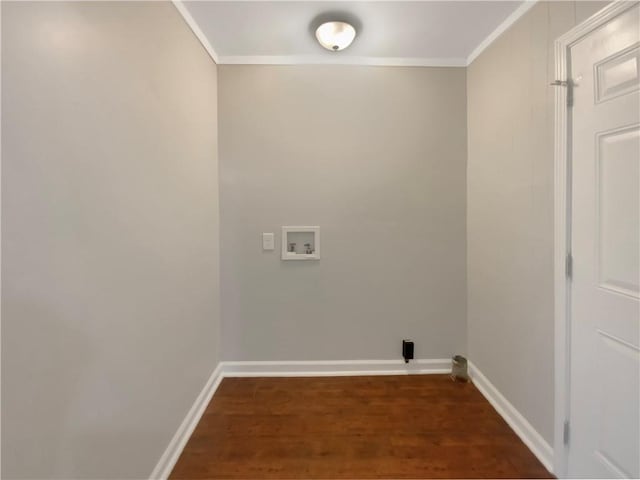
[219,55,467,67]
[172,0,219,64]
[466,0,538,65]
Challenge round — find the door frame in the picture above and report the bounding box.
[553,1,639,476]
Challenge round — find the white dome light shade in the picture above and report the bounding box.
[315,21,356,52]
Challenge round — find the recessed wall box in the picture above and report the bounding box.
[281,226,320,260]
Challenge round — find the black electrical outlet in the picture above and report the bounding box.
[402,340,414,363]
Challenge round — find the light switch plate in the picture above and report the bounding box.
[262,233,275,250]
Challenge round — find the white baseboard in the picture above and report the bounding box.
[149,363,224,480]
[152,359,555,479]
[221,358,451,377]
[468,361,554,474]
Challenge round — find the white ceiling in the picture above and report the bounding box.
[179,1,531,66]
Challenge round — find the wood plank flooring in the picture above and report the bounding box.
[170,375,553,479]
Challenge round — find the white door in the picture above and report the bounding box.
[569,3,640,478]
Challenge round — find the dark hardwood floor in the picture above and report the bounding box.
[170,375,553,479]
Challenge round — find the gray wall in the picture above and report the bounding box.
[1,2,220,478]
[219,65,467,361]
[466,0,609,445]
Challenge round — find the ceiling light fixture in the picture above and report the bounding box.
[315,21,356,52]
